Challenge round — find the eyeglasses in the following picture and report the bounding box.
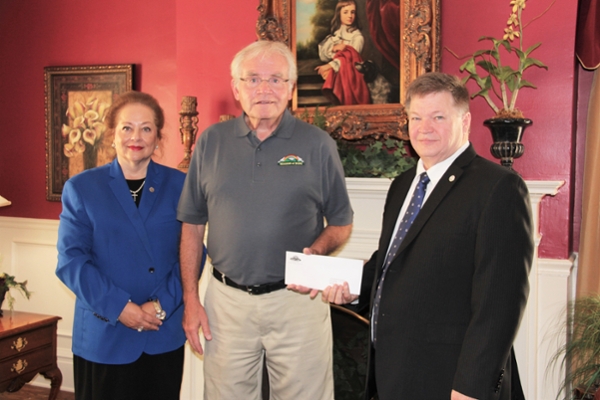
[239,76,290,89]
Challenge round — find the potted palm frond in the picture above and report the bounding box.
[550,295,600,399]
[453,0,549,168]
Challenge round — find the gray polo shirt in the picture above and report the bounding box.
[177,110,353,285]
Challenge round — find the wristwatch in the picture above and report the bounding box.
[152,299,166,321]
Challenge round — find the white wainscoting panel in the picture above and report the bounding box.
[0,178,572,398]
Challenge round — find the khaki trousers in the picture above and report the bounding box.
[203,274,334,400]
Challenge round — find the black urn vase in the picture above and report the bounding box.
[484,118,532,169]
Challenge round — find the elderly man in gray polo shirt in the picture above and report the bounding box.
[177,40,353,400]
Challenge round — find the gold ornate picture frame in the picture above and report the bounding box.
[257,0,440,142]
[44,64,133,201]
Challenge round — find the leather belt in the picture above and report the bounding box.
[212,268,287,295]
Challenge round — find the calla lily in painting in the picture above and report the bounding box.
[62,124,71,137]
[82,129,97,145]
[74,140,86,153]
[62,94,112,163]
[69,129,81,144]
[64,143,77,157]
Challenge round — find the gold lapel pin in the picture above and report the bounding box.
[449,175,456,182]
[149,187,155,193]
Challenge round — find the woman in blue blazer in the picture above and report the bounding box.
[56,91,205,400]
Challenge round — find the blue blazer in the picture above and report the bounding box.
[56,159,199,364]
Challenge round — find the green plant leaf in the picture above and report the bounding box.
[524,42,542,56]
[523,57,548,70]
[518,79,537,89]
[476,60,499,77]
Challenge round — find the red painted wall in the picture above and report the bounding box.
[0,0,580,259]
[0,0,178,219]
[441,0,578,258]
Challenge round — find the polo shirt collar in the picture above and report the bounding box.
[234,109,295,140]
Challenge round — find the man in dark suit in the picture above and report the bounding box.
[322,72,533,399]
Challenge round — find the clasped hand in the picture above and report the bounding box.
[118,301,162,331]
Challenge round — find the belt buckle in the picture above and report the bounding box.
[219,271,227,284]
[248,285,268,295]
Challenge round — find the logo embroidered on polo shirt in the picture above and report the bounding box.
[277,154,304,166]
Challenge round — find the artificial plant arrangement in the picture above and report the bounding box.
[456,0,549,119]
[299,107,416,179]
[0,256,32,316]
[550,295,600,399]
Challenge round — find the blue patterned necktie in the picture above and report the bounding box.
[372,172,430,346]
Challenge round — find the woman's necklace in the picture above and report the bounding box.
[130,180,145,202]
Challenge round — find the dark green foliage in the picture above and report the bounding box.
[333,325,368,399]
[298,107,416,178]
[337,139,416,179]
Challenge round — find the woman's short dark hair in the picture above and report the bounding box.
[105,91,165,139]
[405,72,470,113]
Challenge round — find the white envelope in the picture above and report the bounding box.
[284,251,363,295]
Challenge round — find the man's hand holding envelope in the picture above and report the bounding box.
[285,248,362,304]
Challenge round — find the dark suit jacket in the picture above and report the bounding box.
[360,145,533,400]
[56,159,191,364]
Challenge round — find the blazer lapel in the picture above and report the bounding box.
[108,159,156,261]
[138,160,161,222]
[395,145,477,256]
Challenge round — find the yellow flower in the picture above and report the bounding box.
[68,101,85,120]
[61,124,71,137]
[86,97,98,111]
[82,129,97,146]
[510,0,526,13]
[503,26,520,41]
[64,143,77,158]
[74,140,86,153]
[69,129,82,144]
[92,121,106,137]
[72,116,86,130]
[84,109,99,128]
[507,13,519,27]
[97,102,110,121]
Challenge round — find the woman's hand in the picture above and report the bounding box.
[118,301,162,332]
[315,64,333,80]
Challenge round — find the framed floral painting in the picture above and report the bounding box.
[44,64,133,201]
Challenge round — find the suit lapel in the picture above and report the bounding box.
[395,145,477,257]
[108,159,156,261]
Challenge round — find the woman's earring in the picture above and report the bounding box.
[111,143,116,148]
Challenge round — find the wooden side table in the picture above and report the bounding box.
[0,311,63,400]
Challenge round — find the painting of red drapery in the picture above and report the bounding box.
[322,46,371,105]
[575,0,600,297]
[366,0,399,70]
